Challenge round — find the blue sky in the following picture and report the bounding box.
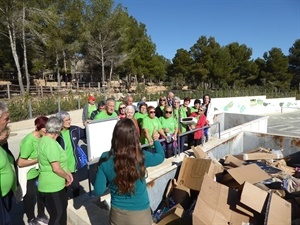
[115,0,300,60]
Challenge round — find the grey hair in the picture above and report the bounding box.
[125,105,135,113]
[46,116,63,134]
[173,96,180,102]
[0,102,8,118]
[56,111,70,121]
[106,98,116,105]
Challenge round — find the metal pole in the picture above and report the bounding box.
[28,100,32,119]
[58,97,61,112]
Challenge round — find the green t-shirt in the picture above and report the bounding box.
[61,130,76,173]
[115,101,122,111]
[134,112,147,126]
[88,104,97,119]
[190,106,198,113]
[38,136,68,193]
[94,110,118,120]
[19,132,40,180]
[174,107,188,133]
[159,116,178,134]
[140,116,162,144]
[0,147,17,196]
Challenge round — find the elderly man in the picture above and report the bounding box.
[93,98,118,120]
[0,102,17,225]
[167,92,174,107]
[124,95,138,112]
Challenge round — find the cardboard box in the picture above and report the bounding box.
[242,152,283,160]
[177,157,223,191]
[192,174,252,225]
[191,146,208,159]
[165,179,191,209]
[264,192,291,225]
[156,204,184,225]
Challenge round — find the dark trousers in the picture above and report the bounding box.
[39,188,67,225]
[179,136,186,153]
[23,177,46,221]
[0,190,14,225]
[67,172,80,199]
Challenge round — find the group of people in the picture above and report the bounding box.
[0,102,86,225]
[82,92,214,158]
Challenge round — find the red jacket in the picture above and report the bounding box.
[194,114,207,140]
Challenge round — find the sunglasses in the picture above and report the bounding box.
[160,99,166,101]
[149,111,156,114]
[165,111,172,114]
[199,109,204,112]
[120,107,126,109]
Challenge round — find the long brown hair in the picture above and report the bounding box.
[112,118,146,195]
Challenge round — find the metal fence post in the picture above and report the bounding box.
[58,97,61,112]
[78,97,81,109]
[7,84,10,99]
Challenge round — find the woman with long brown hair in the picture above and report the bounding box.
[94,118,164,225]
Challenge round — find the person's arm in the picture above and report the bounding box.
[143,128,153,146]
[144,141,165,167]
[173,127,178,141]
[17,157,38,168]
[94,164,108,196]
[51,161,73,186]
[158,129,167,140]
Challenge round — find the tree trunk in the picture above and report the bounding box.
[101,45,105,86]
[108,60,113,89]
[63,50,67,85]
[7,23,25,95]
[56,53,61,87]
[22,5,30,93]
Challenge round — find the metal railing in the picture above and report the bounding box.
[141,122,221,158]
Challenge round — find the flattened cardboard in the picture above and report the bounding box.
[224,155,245,167]
[240,182,268,213]
[264,193,291,225]
[243,152,283,160]
[177,157,223,191]
[156,204,184,225]
[165,179,191,209]
[227,164,271,185]
[193,174,251,225]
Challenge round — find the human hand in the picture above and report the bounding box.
[152,131,159,141]
[65,172,73,187]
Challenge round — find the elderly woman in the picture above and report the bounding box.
[134,102,148,127]
[38,116,73,225]
[140,106,167,151]
[190,106,208,146]
[155,96,167,118]
[94,119,164,225]
[159,106,178,158]
[18,116,49,225]
[56,111,86,199]
[172,96,188,152]
[125,105,140,136]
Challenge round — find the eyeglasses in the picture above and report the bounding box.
[165,111,172,114]
[160,99,166,101]
[149,111,156,114]
[199,109,204,112]
[120,107,126,109]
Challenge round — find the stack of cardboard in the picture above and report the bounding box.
[152,145,297,225]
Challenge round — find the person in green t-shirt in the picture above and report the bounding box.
[134,102,148,128]
[18,116,49,225]
[38,116,73,225]
[82,95,97,126]
[190,99,201,113]
[93,98,118,120]
[0,102,17,225]
[140,106,167,150]
[173,97,188,152]
[56,111,86,199]
[159,106,178,158]
[155,96,167,118]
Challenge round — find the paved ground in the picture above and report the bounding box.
[7,109,300,225]
[266,110,300,137]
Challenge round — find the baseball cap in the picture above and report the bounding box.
[88,96,96,101]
